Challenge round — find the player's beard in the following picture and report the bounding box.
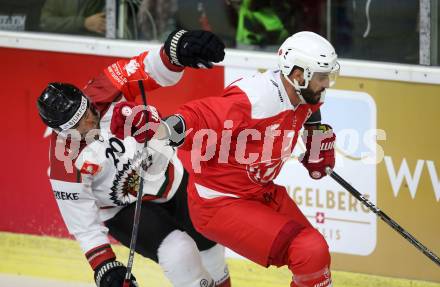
[300,87,325,105]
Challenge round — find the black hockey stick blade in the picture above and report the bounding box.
[325,167,440,267]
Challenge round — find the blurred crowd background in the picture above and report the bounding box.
[0,0,439,66]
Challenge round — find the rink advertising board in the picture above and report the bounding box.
[328,76,440,281]
[277,89,378,257]
[0,32,439,282]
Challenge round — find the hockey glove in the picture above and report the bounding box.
[110,101,161,143]
[300,124,336,180]
[164,29,225,68]
[94,260,138,287]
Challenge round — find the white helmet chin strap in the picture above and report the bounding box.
[283,74,307,105]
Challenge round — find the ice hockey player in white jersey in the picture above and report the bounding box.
[36,30,230,287]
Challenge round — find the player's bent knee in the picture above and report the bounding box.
[200,244,231,286]
[288,227,330,270]
[267,221,305,267]
[158,230,214,287]
[287,227,332,287]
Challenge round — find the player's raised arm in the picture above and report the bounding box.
[81,29,225,109]
[108,30,227,146]
[105,30,225,102]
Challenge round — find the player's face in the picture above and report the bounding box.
[300,72,331,104]
[75,106,100,138]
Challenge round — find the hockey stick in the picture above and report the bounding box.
[325,167,440,267]
[123,80,150,287]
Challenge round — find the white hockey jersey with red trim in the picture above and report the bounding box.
[48,48,184,255]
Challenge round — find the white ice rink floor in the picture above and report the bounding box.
[0,274,94,287]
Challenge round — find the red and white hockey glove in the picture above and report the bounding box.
[110,101,161,143]
[300,124,336,180]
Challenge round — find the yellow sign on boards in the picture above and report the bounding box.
[330,77,440,281]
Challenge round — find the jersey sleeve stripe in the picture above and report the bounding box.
[144,48,184,87]
[85,243,116,270]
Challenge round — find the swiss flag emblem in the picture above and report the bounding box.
[80,161,101,175]
[315,212,325,224]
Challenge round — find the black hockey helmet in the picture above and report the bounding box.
[37,83,89,130]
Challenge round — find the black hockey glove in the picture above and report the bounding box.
[94,260,138,287]
[164,29,225,69]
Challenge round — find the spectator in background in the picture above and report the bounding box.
[236,0,289,51]
[346,0,419,64]
[40,0,105,36]
[235,0,326,51]
[293,1,325,35]
[173,0,238,47]
[137,0,178,41]
[0,0,46,32]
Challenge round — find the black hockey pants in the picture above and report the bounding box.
[104,172,216,262]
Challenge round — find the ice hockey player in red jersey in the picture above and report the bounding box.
[37,30,231,287]
[113,31,340,287]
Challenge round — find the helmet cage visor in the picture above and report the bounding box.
[310,61,340,88]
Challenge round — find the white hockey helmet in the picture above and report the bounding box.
[278,31,339,100]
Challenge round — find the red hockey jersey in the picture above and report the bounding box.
[177,70,321,199]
